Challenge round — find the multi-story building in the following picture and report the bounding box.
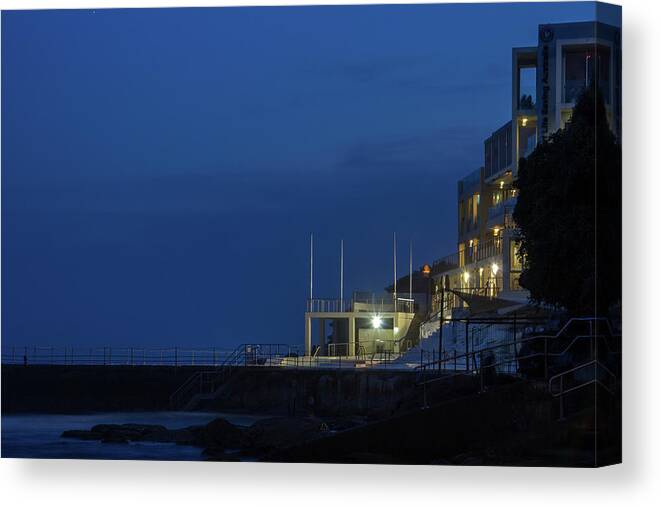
[432,21,621,316]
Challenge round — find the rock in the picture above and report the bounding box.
[90,424,124,434]
[101,434,130,444]
[61,430,103,440]
[202,418,245,450]
[120,423,167,434]
[244,416,326,453]
[90,423,165,437]
[175,426,206,446]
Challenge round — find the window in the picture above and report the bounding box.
[510,240,523,271]
[518,119,538,159]
[459,201,465,234]
[518,66,536,109]
[467,197,473,228]
[563,45,610,103]
[493,190,502,206]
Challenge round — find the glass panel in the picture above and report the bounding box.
[518,66,536,109]
[564,46,611,103]
[510,240,523,270]
[518,120,538,158]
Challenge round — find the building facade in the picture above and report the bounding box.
[432,21,621,315]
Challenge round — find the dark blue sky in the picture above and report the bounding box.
[1,3,619,348]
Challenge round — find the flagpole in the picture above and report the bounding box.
[340,239,344,307]
[409,240,413,302]
[309,233,314,301]
[393,232,397,302]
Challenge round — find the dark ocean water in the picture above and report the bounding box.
[1,412,264,461]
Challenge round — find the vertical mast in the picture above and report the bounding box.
[309,233,314,301]
[409,240,413,302]
[393,232,397,302]
[340,239,344,306]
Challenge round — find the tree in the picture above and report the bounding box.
[513,84,621,316]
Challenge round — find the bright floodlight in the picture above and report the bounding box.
[371,316,382,329]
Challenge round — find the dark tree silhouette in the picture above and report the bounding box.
[513,84,621,316]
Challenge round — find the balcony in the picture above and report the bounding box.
[431,238,503,276]
[306,296,415,314]
[488,198,517,221]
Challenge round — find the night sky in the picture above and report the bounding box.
[1,3,620,349]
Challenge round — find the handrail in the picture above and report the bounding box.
[431,238,504,275]
[548,359,617,397]
[417,331,615,378]
[169,343,297,410]
[416,317,620,383]
[1,346,249,367]
[306,297,415,314]
[169,344,245,409]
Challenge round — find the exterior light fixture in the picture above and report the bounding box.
[371,316,382,329]
[463,271,470,284]
[493,227,500,236]
[499,180,505,189]
[422,264,431,278]
[394,327,399,335]
[522,117,528,127]
[491,263,499,275]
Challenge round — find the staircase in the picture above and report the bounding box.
[169,343,294,411]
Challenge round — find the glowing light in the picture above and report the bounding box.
[491,263,499,275]
[462,271,470,284]
[499,180,505,189]
[493,227,500,235]
[394,327,399,335]
[371,316,382,329]
[522,117,528,127]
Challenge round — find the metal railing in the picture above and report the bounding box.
[0,346,254,367]
[307,299,353,313]
[431,238,503,276]
[326,340,397,358]
[488,202,516,222]
[307,297,415,314]
[279,350,401,369]
[416,317,621,408]
[488,194,517,218]
[548,359,618,420]
[169,343,299,410]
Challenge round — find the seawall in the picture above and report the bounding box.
[1,365,472,417]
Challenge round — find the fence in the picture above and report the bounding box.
[431,238,504,276]
[279,350,400,369]
[307,297,415,314]
[416,316,551,375]
[417,317,621,395]
[0,345,298,367]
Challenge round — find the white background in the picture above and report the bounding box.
[0,0,659,505]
